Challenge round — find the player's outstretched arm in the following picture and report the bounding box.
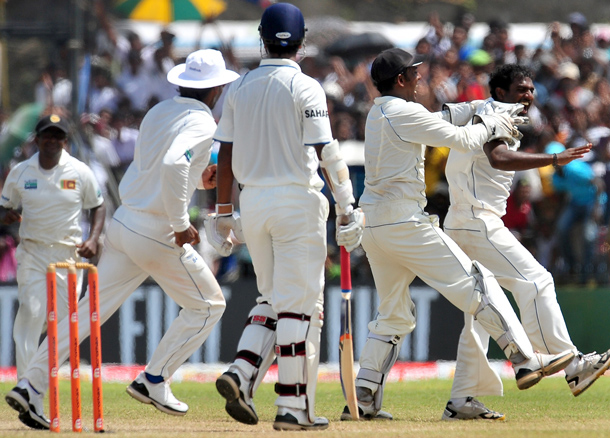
[484,142,592,172]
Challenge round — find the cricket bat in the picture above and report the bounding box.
[339,246,359,420]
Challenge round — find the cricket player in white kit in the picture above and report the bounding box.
[442,64,610,421]
[5,49,239,430]
[0,114,105,387]
[342,48,575,421]
[207,3,364,431]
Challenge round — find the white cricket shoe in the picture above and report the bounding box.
[565,349,610,396]
[273,407,329,431]
[5,379,50,430]
[215,371,258,425]
[514,350,575,390]
[126,372,188,416]
[441,397,505,421]
[340,386,393,421]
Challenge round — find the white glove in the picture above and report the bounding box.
[473,112,519,145]
[336,207,365,253]
[443,100,486,126]
[204,212,245,257]
[490,102,530,125]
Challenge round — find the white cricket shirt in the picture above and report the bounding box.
[214,58,333,189]
[0,149,103,246]
[445,99,518,217]
[360,96,490,210]
[118,96,215,233]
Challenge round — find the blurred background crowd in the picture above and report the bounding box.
[1,1,610,287]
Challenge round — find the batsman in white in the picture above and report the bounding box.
[4,49,239,430]
[0,114,105,398]
[205,3,364,431]
[340,48,574,421]
[441,63,610,421]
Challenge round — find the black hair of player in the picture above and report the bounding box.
[489,64,534,100]
[178,86,214,101]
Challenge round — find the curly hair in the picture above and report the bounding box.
[488,64,534,100]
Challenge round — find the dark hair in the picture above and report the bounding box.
[375,77,397,94]
[178,86,213,101]
[374,67,410,94]
[488,64,534,100]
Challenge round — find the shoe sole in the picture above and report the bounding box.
[5,391,50,430]
[272,421,329,431]
[517,352,575,390]
[126,385,187,416]
[5,391,28,414]
[571,355,610,397]
[441,412,506,421]
[215,375,258,425]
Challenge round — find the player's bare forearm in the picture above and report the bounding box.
[77,203,106,258]
[484,141,591,171]
[217,142,235,204]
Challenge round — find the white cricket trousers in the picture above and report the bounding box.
[239,185,328,315]
[444,207,576,398]
[14,240,82,381]
[24,214,226,392]
[358,201,534,377]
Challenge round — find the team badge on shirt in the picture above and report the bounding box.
[61,180,76,189]
[24,180,37,190]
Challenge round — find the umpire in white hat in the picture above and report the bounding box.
[5,49,239,430]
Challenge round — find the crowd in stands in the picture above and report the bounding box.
[2,9,610,286]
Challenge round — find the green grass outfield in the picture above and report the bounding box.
[1,377,610,437]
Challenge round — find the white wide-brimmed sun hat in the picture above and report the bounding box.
[167,49,240,89]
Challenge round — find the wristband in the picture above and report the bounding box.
[552,153,559,169]
[216,203,233,216]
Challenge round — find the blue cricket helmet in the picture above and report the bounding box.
[258,3,305,47]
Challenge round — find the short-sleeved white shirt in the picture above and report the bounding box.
[445,99,518,217]
[215,58,333,189]
[0,149,104,246]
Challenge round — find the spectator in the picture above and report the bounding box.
[547,142,603,284]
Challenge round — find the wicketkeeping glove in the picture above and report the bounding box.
[490,102,530,126]
[473,112,520,145]
[336,207,365,253]
[204,210,245,257]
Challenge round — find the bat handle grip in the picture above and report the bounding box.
[340,246,351,291]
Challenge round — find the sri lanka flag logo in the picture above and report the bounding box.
[61,180,76,189]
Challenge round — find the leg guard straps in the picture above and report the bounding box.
[274,383,307,397]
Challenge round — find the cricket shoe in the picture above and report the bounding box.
[340,386,393,421]
[215,371,258,425]
[126,372,188,416]
[273,407,329,431]
[441,397,505,421]
[5,379,50,430]
[514,350,575,390]
[565,349,610,396]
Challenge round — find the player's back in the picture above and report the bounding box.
[224,59,328,189]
